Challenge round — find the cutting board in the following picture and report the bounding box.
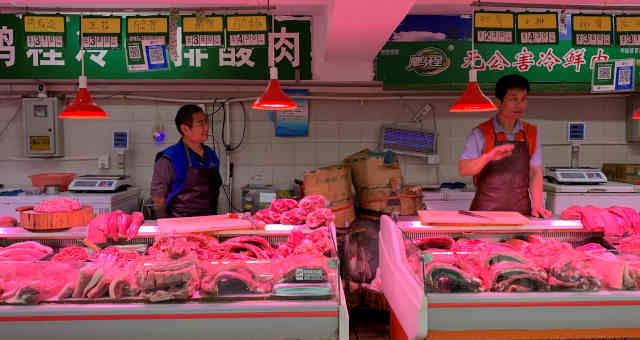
[157,214,253,234]
[418,210,530,226]
[19,205,93,231]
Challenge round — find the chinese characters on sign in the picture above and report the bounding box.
[227,15,268,47]
[616,16,640,47]
[516,13,558,44]
[474,11,515,44]
[572,15,613,47]
[0,26,15,67]
[182,16,223,48]
[82,17,121,49]
[459,46,606,73]
[24,15,65,48]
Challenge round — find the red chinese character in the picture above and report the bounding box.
[536,48,562,72]
[513,47,535,72]
[486,50,511,70]
[589,48,610,70]
[461,49,485,70]
[562,48,586,72]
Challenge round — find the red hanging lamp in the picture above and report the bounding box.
[252,5,296,111]
[449,10,497,113]
[252,67,297,111]
[450,69,498,112]
[59,16,108,119]
[633,108,640,119]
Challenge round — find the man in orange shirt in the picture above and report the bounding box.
[459,74,551,218]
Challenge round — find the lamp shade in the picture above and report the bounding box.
[633,109,640,119]
[59,76,108,119]
[252,79,297,111]
[450,70,497,113]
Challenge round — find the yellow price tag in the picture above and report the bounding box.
[617,16,640,32]
[82,17,121,34]
[518,13,557,29]
[227,16,267,32]
[24,16,65,33]
[127,17,167,34]
[183,17,223,32]
[29,136,51,151]
[475,12,514,29]
[573,15,611,32]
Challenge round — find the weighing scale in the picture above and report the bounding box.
[544,167,607,185]
[68,175,133,192]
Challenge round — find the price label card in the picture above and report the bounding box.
[474,11,514,44]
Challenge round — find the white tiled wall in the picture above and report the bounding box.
[0,94,637,213]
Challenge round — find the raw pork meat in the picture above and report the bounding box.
[280,208,308,225]
[87,213,110,244]
[0,216,17,227]
[52,246,89,262]
[255,209,281,224]
[423,262,483,293]
[86,211,144,244]
[305,208,335,229]
[269,199,298,213]
[548,254,602,291]
[618,234,640,255]
[0,241,53,261]
[127,212,144,240]
[299,195,328,213]
[201,264,271,296]
[136,258,199,302]
[486,262,549,292]
[559,205,640,236]
[414,236,455,250]
[34,197,81,213]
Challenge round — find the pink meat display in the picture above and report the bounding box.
[305,208,335,229]
[280,208,308,225]
[86,211,144,244]
[299,195,327,212]
[52,246,89,262]
[269,199,298,213]
[255,209,281,224]
[560,205,640,236]
[33,197,81,213]
[0,216,17,227]
[127,212,144,241]
[0,241,53,261]
[253,195,333,228]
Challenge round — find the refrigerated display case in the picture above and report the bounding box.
[0,224,348,340]
[380,215,640,340]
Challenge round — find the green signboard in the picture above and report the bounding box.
[0,14,311,80]
[376,40,640,90]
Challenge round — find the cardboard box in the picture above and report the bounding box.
[602,163,640,183]
[303,165,356,228]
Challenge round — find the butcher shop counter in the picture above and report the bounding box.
[380,215,640,340]
[0,299,347,340]
[0,222,349,340]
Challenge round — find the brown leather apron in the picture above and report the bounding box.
[169,144,222,217]
[470,128,531,216]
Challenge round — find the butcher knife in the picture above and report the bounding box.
[457,210,495,221]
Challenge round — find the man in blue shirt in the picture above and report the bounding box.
[151,105,221,217]
[459,74,551,218]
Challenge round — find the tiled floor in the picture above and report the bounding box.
[349,306,391,340]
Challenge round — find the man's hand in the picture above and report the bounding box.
[487,144,515,161]
[531,206,552,219]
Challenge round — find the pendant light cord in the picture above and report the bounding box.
[80,14,85,77]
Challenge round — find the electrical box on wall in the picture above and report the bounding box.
[23,97,64,158]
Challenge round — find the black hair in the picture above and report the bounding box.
[495,74,530,101]
[175,104,204,135]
